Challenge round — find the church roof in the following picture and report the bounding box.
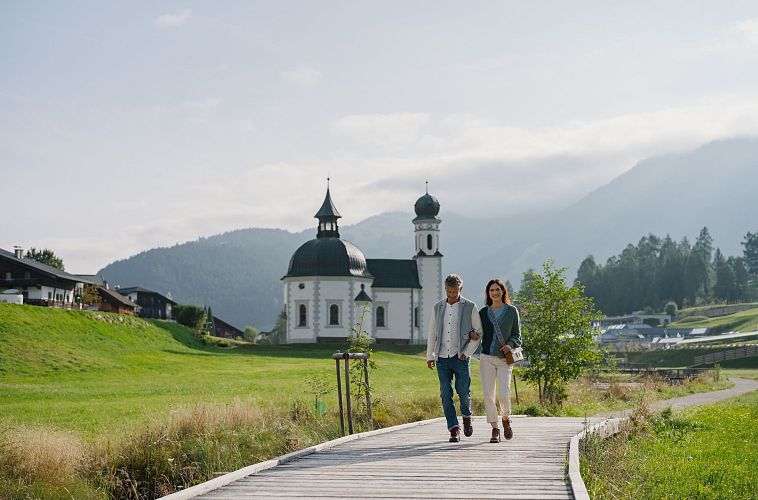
[367,259,421,289]
[413,192,440,220]
[285,237,371,278]
[314,187,341,219]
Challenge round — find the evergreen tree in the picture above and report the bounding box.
[730,257,751,301]
[713,249,737,302]
[206,305,216,336]
[742,231,758,276]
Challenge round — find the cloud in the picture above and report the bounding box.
[333,112,430,148]
[154,9,192,28]
[736,19,758,45]
[281,64,322,87]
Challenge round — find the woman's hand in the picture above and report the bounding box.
[500,344,512,354]
[469,330,481,341]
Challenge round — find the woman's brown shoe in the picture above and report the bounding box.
[502,417,513,440]
[490,428,501,443]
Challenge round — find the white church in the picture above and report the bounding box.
[282,185,443,344]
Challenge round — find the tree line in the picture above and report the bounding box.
[575,227,758,316]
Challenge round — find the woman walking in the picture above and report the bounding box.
[478,278,522,443]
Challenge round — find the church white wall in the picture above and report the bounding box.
[283,277,372,343]
[371,288,421,342]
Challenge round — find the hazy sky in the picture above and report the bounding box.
[3,1,758,272]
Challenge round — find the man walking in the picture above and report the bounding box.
[426,274,483,442]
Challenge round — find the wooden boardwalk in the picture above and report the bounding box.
[190,416,603,499]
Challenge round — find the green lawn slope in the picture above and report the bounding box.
[670,306,758,333]
[0,303,436,436]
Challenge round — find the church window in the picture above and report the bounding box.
[376,306,385,327]
[414,307,419,327]
[329,304,340,325]
[298,304,307,327]
[427,235,433,250]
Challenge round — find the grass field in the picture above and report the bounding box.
[0,303,739,498]
[581,390,758,499]
[670,306,758,333]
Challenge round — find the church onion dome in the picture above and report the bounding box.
[285,237,373,278]
[413,192,440,221]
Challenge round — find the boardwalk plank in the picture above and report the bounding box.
[187,417,603,500]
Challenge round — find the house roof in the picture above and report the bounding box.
[116,286,177,304]
[366,259,421,289]
[98,286,139,308]
[76,274,105,286]
[213,316,244,336]
[0,248,97,285]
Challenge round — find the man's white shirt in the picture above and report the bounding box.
[426,300,482,361]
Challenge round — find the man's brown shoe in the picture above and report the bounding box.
[490,428,501,443]
[449,427,460,442]
[463,416,473,437]
[502,417,513,440]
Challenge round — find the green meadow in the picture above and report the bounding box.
[0,303,440,437]
[0,303,740,498]
[582,390,758,499]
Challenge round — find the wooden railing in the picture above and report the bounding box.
[693,346,758,366]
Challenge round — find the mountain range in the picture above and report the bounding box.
[99,137,758,330]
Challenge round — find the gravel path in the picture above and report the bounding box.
[593,376,758,419]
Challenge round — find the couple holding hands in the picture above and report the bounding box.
[426,274,522,443]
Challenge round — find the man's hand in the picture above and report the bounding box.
[458,354,468,361]
[500,344,512,354]
[427,360,435,369]
[469,330,481,341]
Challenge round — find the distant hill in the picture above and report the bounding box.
[99,137,758,330]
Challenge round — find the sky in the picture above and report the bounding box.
[3,1,758,273]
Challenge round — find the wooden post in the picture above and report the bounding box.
[513,372,519,405]
[335,355,345,437]
[344,352,353,435]
[363,358,373,430]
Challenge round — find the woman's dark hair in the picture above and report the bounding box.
[485,278,511,306]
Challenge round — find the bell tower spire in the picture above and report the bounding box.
[315,178,341,238]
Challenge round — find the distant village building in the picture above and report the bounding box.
[281,185,443,344]
[212,316,245,339]
[0,247,94,308]
[97,287,139,315]
[116,286,176,319]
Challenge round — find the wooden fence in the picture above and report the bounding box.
[693,345,758,366]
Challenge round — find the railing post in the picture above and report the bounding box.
[343,352,353,435]
[513,372,520,405]
[363,358,373,430]
[335,352,345,437]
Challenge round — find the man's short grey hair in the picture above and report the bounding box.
[445,274,463,288]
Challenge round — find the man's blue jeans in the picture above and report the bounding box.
[436,355,472,430]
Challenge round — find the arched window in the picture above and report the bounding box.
[298,304,307,327]
[376,306,385,327]
[427,234,433,250]
[329,304,340,325]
